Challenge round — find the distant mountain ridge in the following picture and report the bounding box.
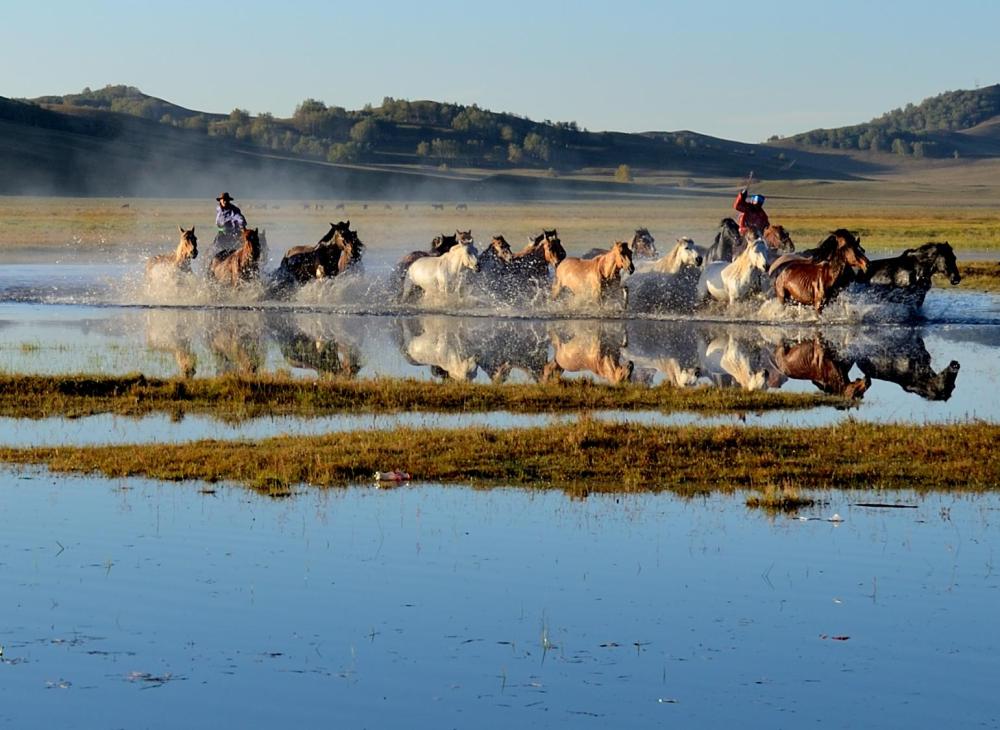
[2,83,1000,196]
[783,84,1000,157]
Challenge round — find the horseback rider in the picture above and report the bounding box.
[214,192,247,251]
[733,188,770,238]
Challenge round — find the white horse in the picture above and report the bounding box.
[402,241,480,302]
[701,334,769,391]
[625,237,704,313]
[402,316,479,380]
[697,238,770,305]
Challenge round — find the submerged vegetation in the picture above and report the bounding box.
[745,481,817,513]
[0,420,996,496]
[0,372,841,420]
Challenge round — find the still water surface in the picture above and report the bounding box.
[1,471,997,728]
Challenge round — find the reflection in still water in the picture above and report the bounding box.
[139,311,964,404]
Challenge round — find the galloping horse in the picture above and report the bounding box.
[552,239,634,306]
[402,240,480,301]
[762,225,795,256]
[501,230,567,300]
[857,242,960,308]
[697,238,770,305]
[625,237,703,313]
[147,226,198,276]
[394,231,466,281]
[209,227,262,286]
[773,230,869,311]
[477,235,514,275]
[582,228,657,260]
[704,218,744,263]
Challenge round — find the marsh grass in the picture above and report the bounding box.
[954,261,1000,292]
[0,372,841,420]
[1,420,996,496]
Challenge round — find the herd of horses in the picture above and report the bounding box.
[146,215,962,316]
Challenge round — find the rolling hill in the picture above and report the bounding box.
[1,83,997,198]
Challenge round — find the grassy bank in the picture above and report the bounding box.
[2,195,1000,255]
[1,420,996,496]
[955,261,1000,292]
[0,372,841,420]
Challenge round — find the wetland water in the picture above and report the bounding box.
[0,255,998,727]
[1,473,997,728]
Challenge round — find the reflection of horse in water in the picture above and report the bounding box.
[542,321,634,385]
[205,312,266,375]
[398,316,480,380]
[462,318,551,383]
[697,329,779,391]
[268,314,362,378]
[622,320,703,387]
[774,335,870,400]
[852,329,960,401]
[145,310,199,378]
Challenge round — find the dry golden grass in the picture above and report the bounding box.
[0,372,840,420]
[2,420,996,496]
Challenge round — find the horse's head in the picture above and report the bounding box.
[490,235,513,262]
[763,225,794,253]
[243,227,261,259]
[542,233,566,267]
[675,237,702,267]
[178,225,198,260]
[319,220,351,244]
[456,229,474,246]
[631,228,657,258]
[927,242,961,285]
[450,241,480,272]
[612,240,635,275]
[432,234,459,255]
[834,231,868,272]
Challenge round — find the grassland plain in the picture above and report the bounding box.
[0,373,841,420]
[1,185,999,258]
[1,420,996,496]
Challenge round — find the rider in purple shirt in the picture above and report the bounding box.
[214,192,247,249]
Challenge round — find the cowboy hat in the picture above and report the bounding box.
[216,192,235,202]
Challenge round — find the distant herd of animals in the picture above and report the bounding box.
[146,215,962,315]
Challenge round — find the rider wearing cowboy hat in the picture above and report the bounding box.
[214,192,248,250]
[733,188,770,237]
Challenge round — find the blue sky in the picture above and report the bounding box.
[3,0,997,142]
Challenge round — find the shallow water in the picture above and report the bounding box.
[1,471,996,728]
[0,262,997,438]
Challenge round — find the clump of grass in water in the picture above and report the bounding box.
[746,481,816,513]
[0,372,844,421]
[0,421,996,498]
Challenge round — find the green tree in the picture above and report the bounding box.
[327,142,361,163]
[350,118,380,144]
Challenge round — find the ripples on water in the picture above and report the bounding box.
[1,474,997,727]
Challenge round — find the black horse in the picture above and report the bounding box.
[704,218,744,264]
[856,242,961,308]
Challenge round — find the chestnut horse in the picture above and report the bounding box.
[210,227,262,286]
[774,336,870,400]
[542,323,634,385]
[147,226,198,276]
[773,230,869,311]
[552,239,634,305]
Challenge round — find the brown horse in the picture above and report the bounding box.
[284,220,351,259]
[774,336,870,400]
[542,323,634,385]
[552,239,635,305]
[210,228,262,286]
[509,230,566,284]
[774,230,869,311]
[146,226,198,276]
[762,225,795,255]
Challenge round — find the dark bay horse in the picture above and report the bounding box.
[704,218,743,263]
[773,230,869,311]
[856,242,961,308]
[209,228,261,286]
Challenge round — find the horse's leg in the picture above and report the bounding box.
[551,279,562,301]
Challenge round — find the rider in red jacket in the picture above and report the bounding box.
[734,188,770,237]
